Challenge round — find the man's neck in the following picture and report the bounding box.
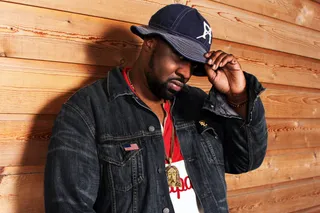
[128,64,167,124]
[129,65,164,106]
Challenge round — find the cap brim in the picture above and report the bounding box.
[131,25,208,76]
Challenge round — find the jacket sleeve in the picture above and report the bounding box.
[44,94,99,212]
[203,72,268,174]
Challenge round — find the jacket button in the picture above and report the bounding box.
[148,126,155,132]
[163,207,170,213]
[157,168,162,173]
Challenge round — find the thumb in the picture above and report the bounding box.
[204,64,217,84]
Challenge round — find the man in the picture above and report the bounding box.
[44,4,268,213]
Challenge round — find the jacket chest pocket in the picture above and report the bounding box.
[97,142,144,192]
[199,126,224,166]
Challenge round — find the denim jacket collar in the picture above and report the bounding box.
[106,67,135,101]
[106,67,182,105]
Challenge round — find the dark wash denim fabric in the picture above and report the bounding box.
[44,67,268,213]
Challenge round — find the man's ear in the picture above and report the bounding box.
[143,37,157,52]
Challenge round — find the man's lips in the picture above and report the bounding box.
[167,79,184,92]
[170,79,184,87]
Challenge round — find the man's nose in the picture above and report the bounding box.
[176,62,192,82]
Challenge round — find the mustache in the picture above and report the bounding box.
[166,78,190,94]
[167,77,186,85]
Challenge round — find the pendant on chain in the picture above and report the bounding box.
[165,163,182,187]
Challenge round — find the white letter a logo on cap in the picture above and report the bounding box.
[196,22,212,44]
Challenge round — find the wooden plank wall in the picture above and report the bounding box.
[0,0,319,212]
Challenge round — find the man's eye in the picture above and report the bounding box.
[179,55,185,60]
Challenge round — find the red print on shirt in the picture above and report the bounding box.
[169,176,193,199]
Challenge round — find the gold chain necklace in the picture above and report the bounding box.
[128,70,180,187]
[165,122,182,187]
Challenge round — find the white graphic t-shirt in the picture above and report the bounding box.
[122,69,203,212]
[166,160,203,213]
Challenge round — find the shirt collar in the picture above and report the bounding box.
[106,67,134,101]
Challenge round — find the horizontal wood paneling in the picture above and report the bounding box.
[2,114,317,147]
[0,166,44,175]
[0,114,52,166]
[212,39,320,90]
[0,88,72,114]
[1,3,320,88]
[261,88,319,119]
[0,140,48,167]
[0,1,319,213]
[228,177,320,213]
[2,116,320,190]
[0,58,109,91]
[1,78,319,118]
[0,0,182,26]
[0,173,44,213]
[0,1,141,66]
[196,0,320,32]
[1,58,319,118]
[1,53,319,94]
[1,174,319,213]
[267,118,320,150]
[0,0,320,59]
[193,1,320,60]
[2,114,320,166]
[192,39,320,89]
[292,205,320,213]
[226,148,320,191]
[12,0,320,35]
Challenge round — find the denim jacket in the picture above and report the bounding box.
[44,67,268,213]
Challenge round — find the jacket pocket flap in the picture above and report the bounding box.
[97,143,142,166]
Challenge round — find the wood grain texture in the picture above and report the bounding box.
[0,1,141,66]
[1,2,320,90]
[0,0,179,25]
[0,1,319,212]
[228,177,320,213]
[0,173,44,213]
[2,114,320,167]
[211,39,320,89]
[2,114,320,191]
[261,87,320,119]
[2,73,319,118]
[202,0,320,32]
[1,57,320,119]
[0,114,53,166]
[267,118,320,150]
[0,173,319,213]
[1,1,320,60]
[192,0,320,60]
[226,148,320,191]
[292,205,320,213]
[2,35,320,90]
[0,57,109,91]
[0,166,44,175]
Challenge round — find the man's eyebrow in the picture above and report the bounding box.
[171,49,186,60]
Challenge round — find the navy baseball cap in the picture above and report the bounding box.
[131,4,212,76]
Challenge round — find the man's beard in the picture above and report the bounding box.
[145,51,185,100]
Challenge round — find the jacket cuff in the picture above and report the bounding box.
[202,71,266,123]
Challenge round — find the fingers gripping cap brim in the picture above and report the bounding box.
[131,25,208,76]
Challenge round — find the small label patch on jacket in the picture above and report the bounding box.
[123,143,139,151]
[199,120,208,127]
